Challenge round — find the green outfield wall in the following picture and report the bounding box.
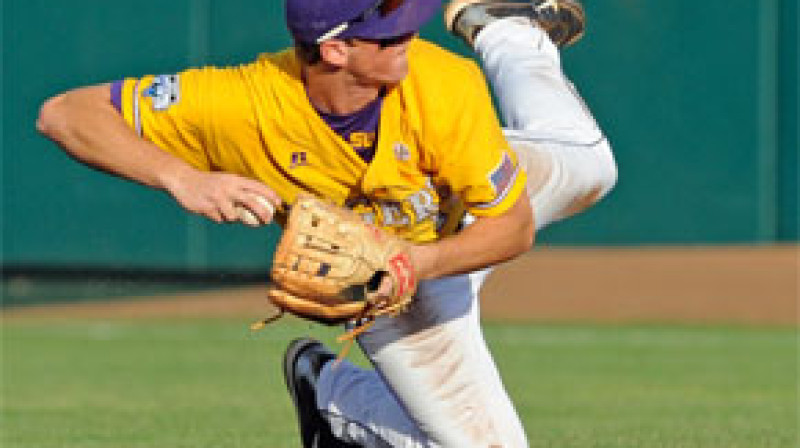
[2,0,798,270]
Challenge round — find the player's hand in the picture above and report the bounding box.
[162,165,281,226]
[370,274,397,306]
[369,244,431,305]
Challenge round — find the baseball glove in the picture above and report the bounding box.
[252,194,417,339]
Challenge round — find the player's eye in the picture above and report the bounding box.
[358,32,416,49]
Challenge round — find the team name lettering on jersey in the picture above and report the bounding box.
[349,187,439,229]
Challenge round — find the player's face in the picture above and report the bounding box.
[346,33,415,86]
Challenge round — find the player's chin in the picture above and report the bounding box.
[379,64,409,85]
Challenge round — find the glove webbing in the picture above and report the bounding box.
[249,300,409,362]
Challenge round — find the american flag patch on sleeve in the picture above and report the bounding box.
[473,151,519,210]
[490,152,516,195]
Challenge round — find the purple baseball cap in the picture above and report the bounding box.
[286,0,441,44]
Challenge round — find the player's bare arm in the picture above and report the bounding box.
[370,192,534,301]
[410,192,534,282]
[37,85,280,225]
[374,192,534,301]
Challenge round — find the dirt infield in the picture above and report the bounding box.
[481,245,798,325]
[4,246,797,325]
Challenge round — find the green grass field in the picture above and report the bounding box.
[2,318,796,447]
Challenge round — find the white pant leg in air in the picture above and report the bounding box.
[317,269,527,447]
[475,18,617,230]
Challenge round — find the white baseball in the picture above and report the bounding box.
[236,195,275,227]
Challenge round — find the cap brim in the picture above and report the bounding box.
[340,0,441,40]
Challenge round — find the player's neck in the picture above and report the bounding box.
[303,65,382,115]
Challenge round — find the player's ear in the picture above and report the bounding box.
[319,39,349,68]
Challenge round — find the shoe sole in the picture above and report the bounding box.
[445,0,585,48]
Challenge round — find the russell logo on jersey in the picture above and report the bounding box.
[290,151,309,168]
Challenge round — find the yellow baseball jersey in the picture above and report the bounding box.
[116,39,526,243]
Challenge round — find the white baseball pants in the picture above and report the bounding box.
[316,18,617,447]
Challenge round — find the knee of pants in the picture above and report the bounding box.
[524,138,618,225]
[577,138,618,205]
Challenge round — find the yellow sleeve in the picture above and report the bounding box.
[118,68,218,171]
[434,61,527,218]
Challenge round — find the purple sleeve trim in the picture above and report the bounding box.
[110,80,124,113]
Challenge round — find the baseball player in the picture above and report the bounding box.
[37,0,616,446]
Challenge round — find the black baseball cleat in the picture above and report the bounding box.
[444,0,586,48]
[283,338,359,448]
